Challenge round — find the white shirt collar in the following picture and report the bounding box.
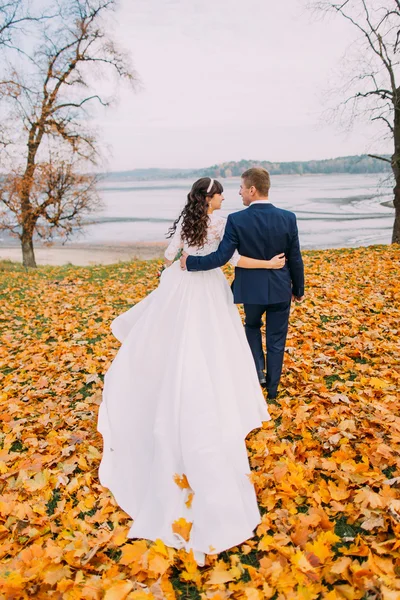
[249,199,270,206]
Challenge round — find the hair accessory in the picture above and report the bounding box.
[206,178,214,194]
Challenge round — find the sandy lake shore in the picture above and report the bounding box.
[0,242,168,266]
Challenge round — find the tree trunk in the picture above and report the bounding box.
[392,149,400,243]
[21,229,37,268]
[392,177,400,244]
[392,98,400,244]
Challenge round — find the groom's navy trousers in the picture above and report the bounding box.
[186,203,304,396]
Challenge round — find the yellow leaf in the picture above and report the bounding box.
[334,584,356,600]
[305,530,339,565]
[354,488,384,508]
[381,587,400,600]
[104,581,134,600]
[208,561,235,584]
[291,550,317,574]
[87,445,101,459]
[245,589,262,600]
[185,492,194,509]
[44,541,64,561]
[369,377,389,390]
[129,592,156,600]
[148,553,170,576]
[43,565,72,585]
[119,540,148,565]
[323,592,341,600]
[328,481,350,501]
[0,571,25,589]
[111,526,130,546]
[78,455,89,469]
[24,470,50,492]
[258,534,277,551]
[151,538,169,557]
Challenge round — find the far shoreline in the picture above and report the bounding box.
[0,240,395,267]
[0,242,168,266]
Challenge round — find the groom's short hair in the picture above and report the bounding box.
[241,168,271,196]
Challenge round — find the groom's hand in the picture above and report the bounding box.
[292,294,305,303]
[180,252,188,270]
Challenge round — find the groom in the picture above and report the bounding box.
[180,167,304,400]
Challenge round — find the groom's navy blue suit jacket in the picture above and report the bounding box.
[186,203,304,305]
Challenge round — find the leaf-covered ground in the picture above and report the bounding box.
[0,245,399,600]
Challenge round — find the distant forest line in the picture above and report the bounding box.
[104,154,392,181]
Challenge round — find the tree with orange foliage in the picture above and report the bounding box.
[0,158,101,247]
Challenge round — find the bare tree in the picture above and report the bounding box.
[0,1,52,146]
[0,0,51,48]
[1,0,31,46]
[0,0,135,267]
[311,0,400,243]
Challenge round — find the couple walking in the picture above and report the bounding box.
[97,167,305,565]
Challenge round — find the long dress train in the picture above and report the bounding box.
[97,213,271,563]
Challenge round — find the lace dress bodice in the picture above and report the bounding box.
[164,213,240,266]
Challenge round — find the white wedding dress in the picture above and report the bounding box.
[97,213,271,564]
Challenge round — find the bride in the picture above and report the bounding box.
[97,177,285,565]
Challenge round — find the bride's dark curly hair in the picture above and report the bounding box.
[167,177,223,248]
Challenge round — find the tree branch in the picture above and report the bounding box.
[368,154,392,164]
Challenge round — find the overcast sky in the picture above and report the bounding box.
[95,0,391,170]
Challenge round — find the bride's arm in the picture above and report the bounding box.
[236,254,286,269]
[164,219,183,266]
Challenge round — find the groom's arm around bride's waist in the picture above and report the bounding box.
[185,209,305,299]
[186,215,239,272]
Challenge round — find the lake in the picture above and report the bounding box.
[0,173,395,250]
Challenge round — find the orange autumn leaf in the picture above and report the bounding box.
[171,518,192,542]
[329,557,353,575]
[148,553,171,576]
[111,526,131,546]
[173,473,191,489]
[43,565,72,585]
[291,525,310,548]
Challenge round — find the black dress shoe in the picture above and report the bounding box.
[267,389,277,400]
[258,371,266,386]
